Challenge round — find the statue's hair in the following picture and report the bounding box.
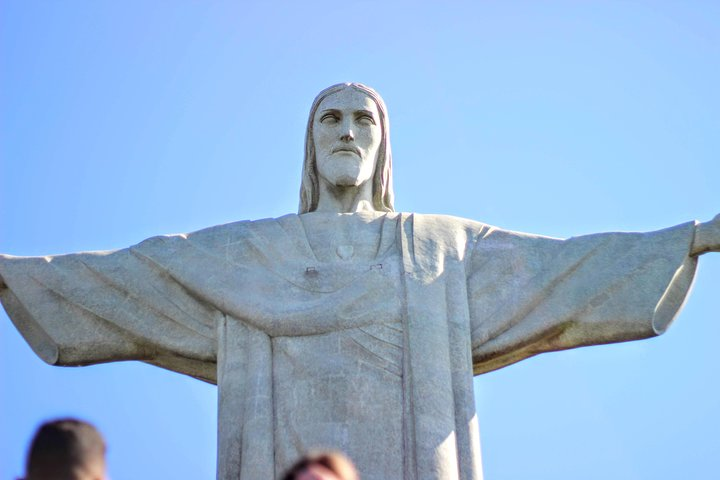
[299,82,394,214]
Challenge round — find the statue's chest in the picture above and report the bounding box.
[200,213,405,336]
[245,246,405,336]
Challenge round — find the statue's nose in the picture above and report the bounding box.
[340,125,355,142]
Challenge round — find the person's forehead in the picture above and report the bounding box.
[296,464,342,480]
[316,88,379,115]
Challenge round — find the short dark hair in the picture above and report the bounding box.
[25,418,106,480]
[282,450,359,480]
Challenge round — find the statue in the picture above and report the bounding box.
[1,83,718,480]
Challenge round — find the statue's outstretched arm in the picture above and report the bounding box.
[0,246,218,382]
[691,214,720,256]
[470,220,698,374]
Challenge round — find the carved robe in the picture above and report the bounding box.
[0,213,697,480]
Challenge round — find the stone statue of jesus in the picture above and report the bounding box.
[1,83,719,480]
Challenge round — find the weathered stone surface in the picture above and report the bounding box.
[1,83,718,480]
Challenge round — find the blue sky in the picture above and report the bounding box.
[1,1,718,479]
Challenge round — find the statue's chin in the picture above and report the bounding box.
[333,175,363,187]
[317,156,375,189]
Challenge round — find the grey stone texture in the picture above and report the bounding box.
[1,83,718,480]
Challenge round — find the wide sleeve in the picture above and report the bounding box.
[468,221,698,375]
[0,236,220,383]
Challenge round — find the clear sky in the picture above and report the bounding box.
[1,1,718,479]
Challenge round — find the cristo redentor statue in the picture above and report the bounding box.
[2,83,718,480]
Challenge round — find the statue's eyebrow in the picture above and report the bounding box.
[317,108,377,120]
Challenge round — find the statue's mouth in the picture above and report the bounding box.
[333,146,361,156]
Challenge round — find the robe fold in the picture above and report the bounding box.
[0,213,698,480]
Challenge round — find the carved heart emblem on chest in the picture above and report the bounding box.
[336,245,354,260]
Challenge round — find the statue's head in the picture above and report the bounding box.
[299,83,394,213]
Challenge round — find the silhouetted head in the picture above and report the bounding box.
[24,418,107,480]
[282,451,359,480]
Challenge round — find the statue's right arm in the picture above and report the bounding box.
[0,246,218,381]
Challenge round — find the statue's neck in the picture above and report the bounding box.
[315,181,375,213]
[298,210,392,262]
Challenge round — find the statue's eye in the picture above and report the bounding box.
[357,115,376,126]
[320,113,339,124]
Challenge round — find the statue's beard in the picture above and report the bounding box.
[318,155,373,188]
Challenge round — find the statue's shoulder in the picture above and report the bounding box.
[401,213,497,260]
[135,214,300,252]
[411,213,566,247]
[408,212,492,236]
[187,214,299,240]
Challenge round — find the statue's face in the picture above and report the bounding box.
[313,88,382,188]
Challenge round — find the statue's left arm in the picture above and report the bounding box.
[691,213,720,256]
[468,218,703,375]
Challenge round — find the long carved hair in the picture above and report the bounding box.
[298,83,395,214]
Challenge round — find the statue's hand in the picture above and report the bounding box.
[691,213,720,256]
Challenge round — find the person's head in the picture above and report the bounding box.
[282,451,359,480]
[24,418,107,480]
[299,82,394,214]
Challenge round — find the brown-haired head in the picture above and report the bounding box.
[282,450,359,480]
[25,418,107,480]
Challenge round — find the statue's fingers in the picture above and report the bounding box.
[706,215,720,252]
